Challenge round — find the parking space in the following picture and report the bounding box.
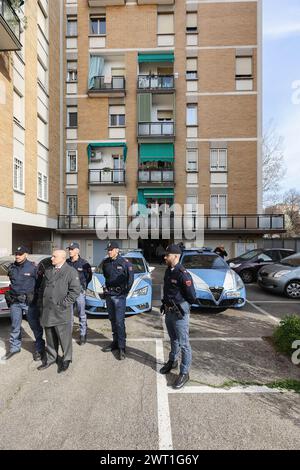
[0,272,299,450]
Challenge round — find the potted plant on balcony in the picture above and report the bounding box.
[11,0,27,30]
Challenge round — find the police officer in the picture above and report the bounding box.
[66,242,92,345]
[102,242,134,360]
[160,244,197,389]
[1,246,45,361]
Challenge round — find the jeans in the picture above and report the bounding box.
[71,292,87,336]
[165,301,192,375]
[10,302,45,353]
[106,295,127,350]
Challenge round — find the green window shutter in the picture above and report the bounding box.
[138,93,152,122]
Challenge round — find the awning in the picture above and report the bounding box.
[143,188,174,198]
[139,143,174,162]
[138,52,174,63]
[87,143,128,161]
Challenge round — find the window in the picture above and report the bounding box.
[13,90,24,124]
[66,150,78,172]
[186,58,198,80]
[13,158,24,192]
[67,107,78,128]
[157,110,173,121]
[109,105,125,127]
[210,149,227,172]
[186,149,198,172]
[37,172,48,202]
[67,17,77,36]
[67,196,77,216]
[90,16,106,35]
[157,13,174,35]
[37,60,47,89]
[236,56,253,91]
[67,61,77,82]
[186,196,198,214]
[186,13,198,33]
[186,104,198,126]
[210,194,227,215]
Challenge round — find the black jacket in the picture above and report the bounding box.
[39,263,81,327]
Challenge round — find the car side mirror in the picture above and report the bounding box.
[148,266,155,273]
[257,258,265,263]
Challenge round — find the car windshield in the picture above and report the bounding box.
[280,254,300,267]
[96,257,146,274]
[238,249,262,260]
[182,254,228,269]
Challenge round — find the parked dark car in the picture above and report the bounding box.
[227,248,296,284]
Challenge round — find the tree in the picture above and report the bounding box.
[263,120,286,207]
[282,189,300,236]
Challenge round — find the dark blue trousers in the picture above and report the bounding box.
[106,295,127,349]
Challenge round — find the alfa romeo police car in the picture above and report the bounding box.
[85,250,154,315]
[180,248,246,311]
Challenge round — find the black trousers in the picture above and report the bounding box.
[45,323,72,363]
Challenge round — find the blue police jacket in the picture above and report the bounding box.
[102,255,134,295]
[8,259,37,295]
[163,263,197,305]
[66,256,92,290]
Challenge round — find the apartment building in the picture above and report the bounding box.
[0,0,61,256]
[0,0,285,263]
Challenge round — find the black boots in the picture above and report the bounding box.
[159,360,178,375]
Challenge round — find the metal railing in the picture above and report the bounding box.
[138,169,174,183]
[138,75,175,90]
[89,76,125,91]
[89,169,125,185]
[0,0,21,40]
[138,121,175,137]
[57,214,285,232]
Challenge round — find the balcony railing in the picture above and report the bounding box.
[89,76,126,92]
[138,121,175,137]
[57,214,285,232]
[89,169,125,185]
[138,75,175,91]
[138,169,174,184]
[0,0,21,51]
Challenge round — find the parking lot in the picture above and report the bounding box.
[0,266,300,450]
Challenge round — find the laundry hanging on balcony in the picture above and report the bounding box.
[87,142,128,162]
[88,56,105,90]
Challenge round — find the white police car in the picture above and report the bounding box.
[85,250,154,315]
[180,248,246,311]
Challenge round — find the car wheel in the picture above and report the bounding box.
[240,270,255,284]
[285,281,300,299]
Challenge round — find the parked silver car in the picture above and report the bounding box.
[257,253,300,298]
[0,255,51,318]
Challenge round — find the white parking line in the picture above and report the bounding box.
[246,300,280,324]
[155,339,173,451]
[0,340,6,365]
[249,300,300,304]
[168,385,284,395]
[189,337,263,342]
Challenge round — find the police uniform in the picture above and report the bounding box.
[102,242,134,358]
[161,244,196,389]
[4,247,45,359]
[66,242,92,344]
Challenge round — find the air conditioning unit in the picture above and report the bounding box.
[91,151,102,161]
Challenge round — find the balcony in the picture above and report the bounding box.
[88,76,126,98]
[88,0,125,6]
[89,169,126,186]
[57,214,285,235]
[138,75,175,92]
[138,168,174,186]
[138,122,175,138]
[0,0,22,51]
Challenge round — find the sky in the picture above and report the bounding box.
[263,0,300,192]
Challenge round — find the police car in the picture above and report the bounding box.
[85,250,154,315]
[180,248,246,311]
